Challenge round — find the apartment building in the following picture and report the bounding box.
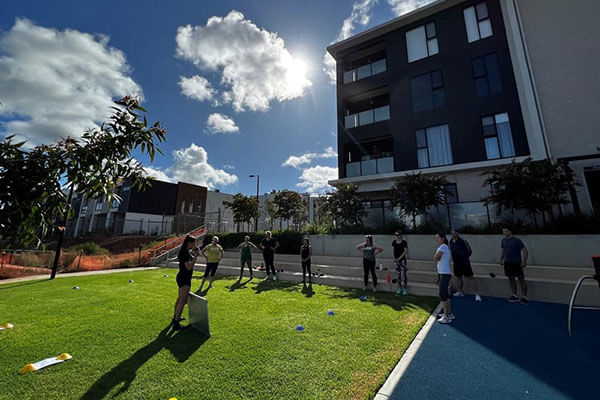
[327,0,600,227]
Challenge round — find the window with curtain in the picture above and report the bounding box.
[416,124,453,168]
[472,53,502,97]
[464,2,493,43]
[406,22,438,63]
[482,112,515,159]
[410,70,445,112]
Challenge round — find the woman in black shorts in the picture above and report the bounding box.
[173,235,199,330]
[300,238,312,285]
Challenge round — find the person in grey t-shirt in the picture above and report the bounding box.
[356,235,383,292]
[500,227,529,305]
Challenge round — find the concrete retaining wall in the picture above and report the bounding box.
[306,234,600,268]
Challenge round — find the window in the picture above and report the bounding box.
[410,70,445,112]
[345,105,390,128]
[416,124,453,168]
[181,199,186,214]
[81,205,88,215]
[406,22,438,63]
[189,198,194,213]
[95,198,103,211]
[464,2,493,43]
[482,113,515,159]
[112,199,119,208]
[472,53,502,97]
[442,184,459,204]
[343,57,387,84]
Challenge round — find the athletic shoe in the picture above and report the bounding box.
[519,297,529,305]
[402,288,408,295]
[372,286,377,293]
[453,291,466,297]
[437,315,452,324]
[395,288,402,295]
[507,295,520,303]
[475,294,482,302]
[272,275,278,281]
[437,312,455,320]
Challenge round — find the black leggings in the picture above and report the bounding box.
[302,259,312,282]
[263,252,276,275]
[240,257,253,277]
[363,258,377,287]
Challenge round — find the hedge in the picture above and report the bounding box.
[203,230,305,254]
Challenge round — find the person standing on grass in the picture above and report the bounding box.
[173,235,198,330]
[449,230,482,302]
[259,231,279,280]
[392,231,409,295]
[434,233,454,324]
[356,235,383,292]
[501,227,529,305]
[237,236,258,281]
[198,236,224,292]
[300,238,313,285]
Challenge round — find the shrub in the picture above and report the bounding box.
[203,230,305,254]
[67,242,110,255]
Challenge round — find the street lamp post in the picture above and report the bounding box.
[249,174,260,232]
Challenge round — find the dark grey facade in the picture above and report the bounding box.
[331,0,528,180]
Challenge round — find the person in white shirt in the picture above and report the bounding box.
[434,233,454,324]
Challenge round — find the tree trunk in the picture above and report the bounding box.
[412,213,417,231]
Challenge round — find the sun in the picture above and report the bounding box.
[284,56,310,94]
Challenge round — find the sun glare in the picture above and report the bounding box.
[285,56,310,93]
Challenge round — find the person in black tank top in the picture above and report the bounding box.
[300,238,312,285]
[173,235,199,330]
[356,235,383,292]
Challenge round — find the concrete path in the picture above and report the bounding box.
[0,266,158,285]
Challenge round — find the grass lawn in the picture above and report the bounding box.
[0,269,437,400]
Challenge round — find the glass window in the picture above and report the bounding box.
[416,124,453,168]
[443,184,459,204]
[472,53,502,97]
[361,159,377,175]
[377,157,394,173]
[359,110,374,125]
[189,198,194,213]
[416,129,427,148]
[406,25,428,62]
[410,70,444,112]
[181,200,186,214]
[426,22,436,38]
[357,64,371,80]
[345,113,358,128]
[484,137,501,159]
[374,105,390,122]
[464,2,493,43]
[427,38,439,55]
[482,113,515,159]
[343,70,356,84]
[371,58,386,75]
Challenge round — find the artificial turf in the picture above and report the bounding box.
[0,269,437,400]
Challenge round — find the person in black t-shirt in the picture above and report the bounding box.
[449,230,481,302]
[300,238,312,285]
[173,235,199,330]
[392,231,409,295]
[259,231,279,280]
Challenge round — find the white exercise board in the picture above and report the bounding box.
[188,292,210,337]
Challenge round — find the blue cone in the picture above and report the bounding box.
[72,286,79,290]
[327,310,335,316]
[163,274,169,278]
[359,295,367,301]
[295,325,305,331]
[129,279,134,283]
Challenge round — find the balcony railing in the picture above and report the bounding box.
[344,105,390,128]
[343,58,387,84]
[346,156,394,177]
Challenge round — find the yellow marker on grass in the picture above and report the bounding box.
[19,353,72,374]
[0,323,14,331]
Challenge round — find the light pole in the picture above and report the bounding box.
[249,174,260,232]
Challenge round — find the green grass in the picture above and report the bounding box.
[0,269,437,400]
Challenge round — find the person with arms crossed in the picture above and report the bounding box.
[392,231,409,295]
[259,231,279,280]
[237,235,258,281]
[300,238,313,286]
[449,230,482,302]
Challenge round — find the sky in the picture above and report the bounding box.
[0,0,435,196]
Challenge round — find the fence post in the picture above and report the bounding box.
[77,250,83,271]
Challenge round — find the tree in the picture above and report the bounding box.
[273,189,304,230]
[0,96,166,278]
[390,173,449,230]
[264,199,278,231]
[482,158,575,227]
[323,183,366,228]
[224,194,257,232]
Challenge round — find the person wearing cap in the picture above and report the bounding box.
[392,231,409,295]
[449,229,482,302]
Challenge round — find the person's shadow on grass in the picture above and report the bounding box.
[80,323,208,400]
[302,283,315,298]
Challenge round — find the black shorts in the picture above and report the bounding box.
[504,261,524,278]
[176,272,192,288]
[204,262,219,277]
[453,259,474,278]
[438,274,452,301]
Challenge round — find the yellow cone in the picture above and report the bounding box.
[19,353,72,374]
[0,323,14,330]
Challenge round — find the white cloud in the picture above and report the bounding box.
[323,0,378,83]
[283,146,337,169]
[387,0,436,16]
[144,144,238,189]
[176,10,312,112]
[179,75,215,101]
[297,165,338,193]
[206,113,239,134]
[223,164,235,170]
[0,18,141,146]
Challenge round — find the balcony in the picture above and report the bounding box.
[346,156,394,177]
[344,105,390,129]
[343,58,387,85]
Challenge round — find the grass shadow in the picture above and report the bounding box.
[323,286,435,312]
[301,283,315,298]
[79,324,208,400]
[226,277,254,292]
[252,279,301,295]
[0,278,48,290]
